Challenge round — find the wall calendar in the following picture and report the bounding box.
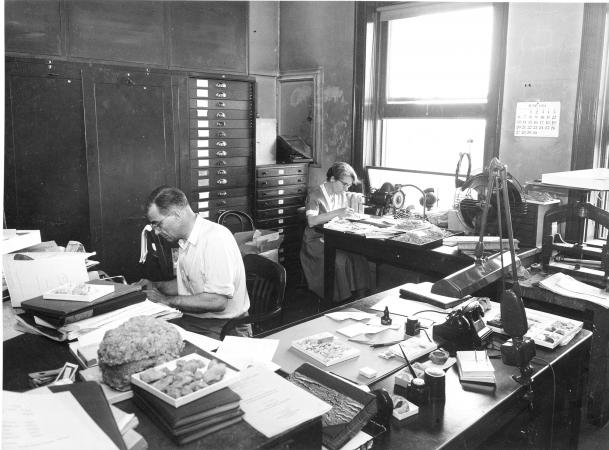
[514,101,560,137]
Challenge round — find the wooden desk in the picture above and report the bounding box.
[266,287,592,449]
[3,290,591,450]
[520,273,609,427]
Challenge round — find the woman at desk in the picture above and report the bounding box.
[300,162,370,302]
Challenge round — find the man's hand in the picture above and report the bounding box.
[134,278,155,290]
[144,288,170,306]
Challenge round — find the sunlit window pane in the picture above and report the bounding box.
[383,118,486,173]
[386,7,493,102]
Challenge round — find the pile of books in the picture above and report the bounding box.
[132,385,243,445]
[456,350,496,385]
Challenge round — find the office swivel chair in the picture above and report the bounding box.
[220,254,287,340]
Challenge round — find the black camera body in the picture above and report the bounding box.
[433,300,492,355]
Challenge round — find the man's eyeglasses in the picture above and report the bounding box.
[337,179,352,189]
[150,215,171,230]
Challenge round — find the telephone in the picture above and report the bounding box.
[432,299,493,354]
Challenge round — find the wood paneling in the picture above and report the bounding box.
[169,1,247,73]
[5,0,63,56]
[83,66,176,280]
[67,1,166,65]
[4,61,90,246]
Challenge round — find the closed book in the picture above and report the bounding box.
[131,384,241,428]
[21,281,145,326]
[49,381,128,450]
[456,350,496,384]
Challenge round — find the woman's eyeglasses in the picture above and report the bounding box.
[337,179,352,189]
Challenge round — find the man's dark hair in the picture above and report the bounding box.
[146,186,188,214]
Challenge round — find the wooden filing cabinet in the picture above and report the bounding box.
[255,163,309,281]
[187,77,255,221]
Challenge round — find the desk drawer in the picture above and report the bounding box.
[193,187,249,200]
[256,165,308,178]
[257,185,307,199]
[256,195,305,209]
[255,206,301,219]
[256,216,301,228]
[189,79,251,100]
[191,156,250,169]
[190,148,251,160]
[190,127,251,139]
[256,175,307,188]
[190,138,251,150]
[191,166,250,189]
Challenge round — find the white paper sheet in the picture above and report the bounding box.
[230,365,331,438]
[371,295,448,319]
[539,272,609,309]
[2,391,119,450]
[325,311,376,322]
[216,336,280,371]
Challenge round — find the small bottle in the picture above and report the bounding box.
[381,306,392,325]
[406,377,428,406]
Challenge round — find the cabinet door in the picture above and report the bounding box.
[83,66,176,281]
[4,60,90,247]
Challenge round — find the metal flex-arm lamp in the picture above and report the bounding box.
[476,158,535,387]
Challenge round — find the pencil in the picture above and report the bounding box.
[398,343,417,379]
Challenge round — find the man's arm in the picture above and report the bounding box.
[145,288,228,313]
[135,278,178,295]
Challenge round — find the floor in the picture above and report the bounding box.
[3,287,608,448]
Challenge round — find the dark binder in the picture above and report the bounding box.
[49,381,128,450]
[20,281,146,326]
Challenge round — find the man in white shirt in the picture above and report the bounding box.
[136,186,251,339]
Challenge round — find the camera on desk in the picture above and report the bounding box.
[432,300,493,355]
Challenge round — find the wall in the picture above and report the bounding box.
[279,1,355,186]
[499,3,584,184]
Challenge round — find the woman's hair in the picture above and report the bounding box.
[326,162,360,185]
[146,185,188,214]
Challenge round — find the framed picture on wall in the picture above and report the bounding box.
[277,68,323,167]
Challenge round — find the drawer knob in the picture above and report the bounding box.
[217,191,227,197]
[217,101,226,107]
[216,141,227,147]
[216,112,226,119]
[216,200,227,206]
[216,131,227,138]
[216,91,227,98]
[216,121,226,127]
[217,169,227,175]
[217,178,228,185]
[216,160,227,166]
[215,82,227,88]
[216,150,227,157]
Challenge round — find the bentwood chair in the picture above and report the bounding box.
[219,253,287,340]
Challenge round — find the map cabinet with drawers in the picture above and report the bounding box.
[255,163,309,281]
[186,76,255,220]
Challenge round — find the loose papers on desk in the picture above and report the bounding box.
[538,272,609,309]
[2,390,120,450]
[216,336,280,372]
[230,365,331,438]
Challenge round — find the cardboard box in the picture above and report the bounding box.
[234,229,284,261]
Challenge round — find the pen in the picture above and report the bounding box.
[398,343,418,379]
[370,340,404,348]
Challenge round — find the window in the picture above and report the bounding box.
[362,2,507,208]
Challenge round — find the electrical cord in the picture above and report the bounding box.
[532,356,556,450]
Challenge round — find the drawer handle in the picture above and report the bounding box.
[261,171,267,176]
[297,178,304,182]
[217,191,227,197]
[217,178,227,185]
[216,150,227,157]
[216,121,226,127]
[261,181,268,186]
[216,131,227,138]
[216,91,227,98]
[215,82,227,88]
[216,141,227,147]
[217,101,226,107]
[216,200,227,206]
[216,160,227,166]
[216,112,226,119]
[298,169,303,173]
[217,169,227,175]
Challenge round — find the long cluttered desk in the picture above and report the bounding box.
[3,285,592,450]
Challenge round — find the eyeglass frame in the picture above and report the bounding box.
[336,178,353,189]
[149,214,173,230]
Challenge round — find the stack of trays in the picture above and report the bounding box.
[131,354,243,445]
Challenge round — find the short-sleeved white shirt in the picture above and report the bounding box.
[176,215,250,319]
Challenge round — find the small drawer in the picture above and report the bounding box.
[256,165,308,178]
[190,148,251,160]
[192,195,249,212]
[256,195,305,209]
[256,185,307,199]
[256,175,307,188]
[190,138,251,150]
[193,187,249,199]
[191,156,250,169]
[190,124,252,138]
[188,79,251,100]
[188,109,250,121]
[189,99,250,110]
[255,216,301,228]
[188,114,251,129]
[255,205,301,219]
[191,166,250,189]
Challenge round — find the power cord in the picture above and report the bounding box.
[532,356,556,450]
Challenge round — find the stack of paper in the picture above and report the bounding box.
[538,272,609,309]
[456,350,495,384]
